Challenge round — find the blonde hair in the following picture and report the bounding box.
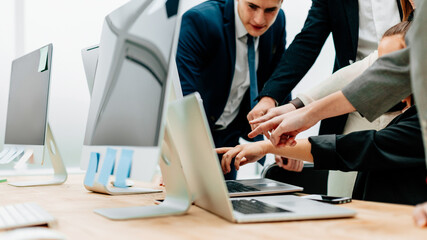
[382,21,412,38]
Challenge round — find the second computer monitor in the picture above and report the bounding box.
[80,0,180,182]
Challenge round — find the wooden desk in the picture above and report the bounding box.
[0,174,425,239]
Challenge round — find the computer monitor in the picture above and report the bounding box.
[1,44,52,166]
[0,44,67,186]
[81,44,99,96]
[81,0,191,219]
[80,0,181,185]
[5,46,51,147]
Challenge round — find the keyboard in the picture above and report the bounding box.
[0,202,56,230]
[226,181,260,193]
[231,199,291,215]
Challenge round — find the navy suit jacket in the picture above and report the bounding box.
[176,0,286,132]
[259,0,402,134]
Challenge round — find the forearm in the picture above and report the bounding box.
[259,96,277,107]
[298,67,350,106]
[305,91,356,123]
[263,139,314,162]
[298,51,378,106]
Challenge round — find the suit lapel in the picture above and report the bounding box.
[223,0,236,81]
[343,0,359,58]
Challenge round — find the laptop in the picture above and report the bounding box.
[225,178,302,197]
[166,93,356,223]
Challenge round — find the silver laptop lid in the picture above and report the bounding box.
[167,93,235,222]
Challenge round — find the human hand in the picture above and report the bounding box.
[247,97,277,131]
[275,155,304,172]
[249,103,296,129]
[216,141,270,174]
[248,107,315,147]
[413,202,427,227]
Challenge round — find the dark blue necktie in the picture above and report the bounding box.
[247,35,265,165]
[247,35,258,109]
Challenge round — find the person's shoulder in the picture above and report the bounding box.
[277,8,285,19]
[401,106,418,120]
[388,106,418,126]
[183,0,224,20]
[366,51,379,65]
[271,9,286,28]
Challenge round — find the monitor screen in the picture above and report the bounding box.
[80,0,181,182]
[5,44,52,146]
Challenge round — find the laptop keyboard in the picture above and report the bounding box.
[0,202,56,230]
[231,199,291,215]
[226,181,260,193]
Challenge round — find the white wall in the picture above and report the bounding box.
[0,1,15,152]
[0,0,129,168]
[0,0,334,170]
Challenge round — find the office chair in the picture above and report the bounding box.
[261,163,329,195]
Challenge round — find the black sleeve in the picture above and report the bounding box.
[259,0,331,103]
[309,108,425,172]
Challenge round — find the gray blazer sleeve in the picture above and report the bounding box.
[411,0,427,124]
[341,48,412,121]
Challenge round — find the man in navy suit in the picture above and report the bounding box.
[176,0,286,179]
[248,0,404,135]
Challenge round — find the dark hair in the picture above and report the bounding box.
[382,21,412,38]
[401,0,415,21]
[408,11,415,21]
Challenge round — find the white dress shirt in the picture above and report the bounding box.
[356,0,400,61]
[215,2,259,129]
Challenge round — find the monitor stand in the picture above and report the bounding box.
[8,124,68,187]
[83,148,162,195]
[93,126,192,220]
[84,182,162,195]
